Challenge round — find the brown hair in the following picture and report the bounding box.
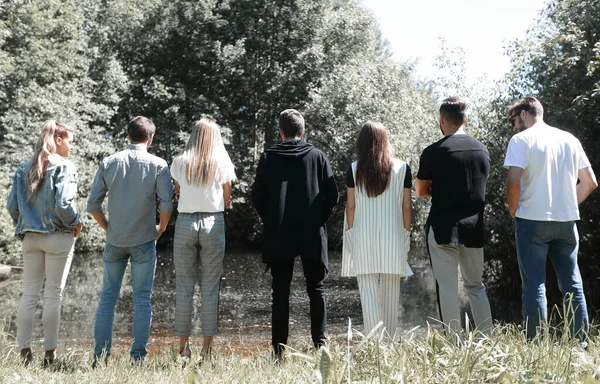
[128,116,156,143]
[507,96,544,117]
[355,121,393,198]
[179,118,227,186]
[439,97,468,126]
[26,120,73,201]
[279,109,305,138]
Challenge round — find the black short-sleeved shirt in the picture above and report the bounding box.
[416,134,490,248]
[346,163,412,189]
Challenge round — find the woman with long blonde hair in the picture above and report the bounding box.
[171,117,236,359]
[341,121,413,340]
[7,120,82,365]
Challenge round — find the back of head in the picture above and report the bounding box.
[355,121,393,198]
[279,109,305,139]
[27,120,73,201]
[439,97,468,127]
[128,116,156,143]
[507,96,544,118]
[182,117,225,186]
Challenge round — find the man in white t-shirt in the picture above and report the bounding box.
[504,96,597,344]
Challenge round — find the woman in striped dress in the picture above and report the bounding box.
[171,118,236,359]
[341,121,413,339]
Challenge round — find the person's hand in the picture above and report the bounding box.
[225,199,232,209]
[156,224,166,239]
[74,223,83,238]
[509,208,516,218]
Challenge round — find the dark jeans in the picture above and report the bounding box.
[270,256,327,354]
[515,218,588,342]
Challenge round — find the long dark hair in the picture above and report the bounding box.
[355,121,393,198]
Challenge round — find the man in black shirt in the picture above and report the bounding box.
[415,97,492,337]
[251,109,339,360]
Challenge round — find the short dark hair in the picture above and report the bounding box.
[439,97,468,126]
[279,109,305,138]
[507,96,544,118]
[128,116,156,143]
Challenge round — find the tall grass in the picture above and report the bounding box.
[1,319,599,384]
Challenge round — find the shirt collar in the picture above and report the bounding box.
[529,122,546,129]
[128,143,148,151]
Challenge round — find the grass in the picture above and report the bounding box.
[1,320,600,384]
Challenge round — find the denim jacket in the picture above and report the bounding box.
[6,154,79,237]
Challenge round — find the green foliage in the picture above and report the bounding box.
[90,0,439,247]
[0,0,439,260]
[0,0,122,262]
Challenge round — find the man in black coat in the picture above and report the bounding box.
[251,109,339,359]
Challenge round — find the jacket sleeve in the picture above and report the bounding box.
[87,162,107,214]
[251,152,268,222]
[6,170,19,223]
[321,153,339,223]
[54,162,79,226]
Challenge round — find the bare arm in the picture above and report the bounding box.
[156,164,174,239]
[173,180,180,201]
[415,178,432,198]
[577,166,598,204]
[402,188,412,231]
[91,211,108,232]
[346,187,355,229]
[156,211,171,239]
[223,181,232,209]
[506,166,524,218]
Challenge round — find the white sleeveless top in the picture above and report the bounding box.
[341,158,413,277]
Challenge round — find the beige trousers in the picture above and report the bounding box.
[17,232,75,350]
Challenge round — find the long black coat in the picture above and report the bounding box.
[251,139,339,269]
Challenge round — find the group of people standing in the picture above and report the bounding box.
[6,95,596,366]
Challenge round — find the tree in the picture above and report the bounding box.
[0,0,443,260]
[0,0,126,263]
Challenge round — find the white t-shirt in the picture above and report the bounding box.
[171,152,236,213]
[503,123,590,221]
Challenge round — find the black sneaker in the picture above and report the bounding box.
[20,349,33,366]
[91,357,107,369]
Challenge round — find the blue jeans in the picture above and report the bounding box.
[515,218,588,342]
[94,240,157,360]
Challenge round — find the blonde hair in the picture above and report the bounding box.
[180,118,232,186]
[26,120,72,201]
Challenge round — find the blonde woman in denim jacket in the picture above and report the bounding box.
[6,120,82,365]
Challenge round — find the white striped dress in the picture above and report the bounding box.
[341,158,413,277]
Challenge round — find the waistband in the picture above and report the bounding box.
[178,211,224,218]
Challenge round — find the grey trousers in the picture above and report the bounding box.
[173,212,225,337]
[428,228,493,336]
